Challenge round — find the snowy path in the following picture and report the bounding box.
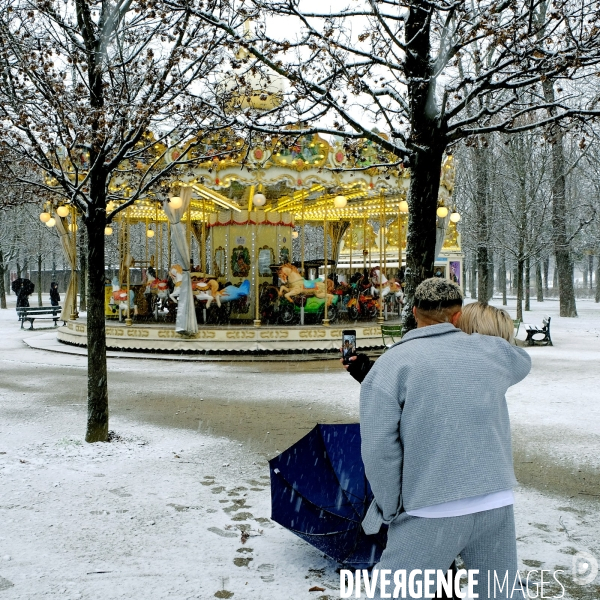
[0,296,599,599]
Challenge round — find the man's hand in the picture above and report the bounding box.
[340,353,374,383]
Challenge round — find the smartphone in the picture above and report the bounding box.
[342,329,357,365]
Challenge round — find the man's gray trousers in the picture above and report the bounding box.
[372,505,524,599]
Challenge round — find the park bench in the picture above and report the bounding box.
[16,306,63,330]
[381,324,403,351]
[523,316,552,346]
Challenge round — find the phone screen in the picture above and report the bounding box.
[342,330,357,364]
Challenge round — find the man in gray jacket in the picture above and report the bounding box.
[360,278,531,598]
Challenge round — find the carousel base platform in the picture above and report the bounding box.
[56,319,388,355]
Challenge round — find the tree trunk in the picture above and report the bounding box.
[37,255,43,306]
[552,259,558,291]
[525,256,531,311]
[0,250,6,309]
[85,179,109,443]
[596,256,600,303]
[543,256,549,293]
[536,260,543,302]
[500,254,507,306]
[401,2,446,331]
[487,254,494,300]
[474,144,491,303]
[589,255,594,290]
[17,261,22,279]
[470,258,477,299]
[543,81,577,317]
[516,258,524,321]
[79,227,87,312]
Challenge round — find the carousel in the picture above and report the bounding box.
[43,133,461,354]
[39,58,460,354]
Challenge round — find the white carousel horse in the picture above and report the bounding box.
[277,263,334,306]
[191,277,221,308]
[168,264,184,303]
[369,267,404,302]
[111,277,137,316]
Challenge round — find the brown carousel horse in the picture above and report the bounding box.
[277,263,335,306]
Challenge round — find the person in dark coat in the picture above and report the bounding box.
[49,282,60,306]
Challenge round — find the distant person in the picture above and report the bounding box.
[49,282,60,307]
[359,282,531,599]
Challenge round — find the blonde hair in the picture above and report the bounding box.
[458,302,514,343]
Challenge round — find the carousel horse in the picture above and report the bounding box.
[192,276,221,308]
[168,264,184,303]
[219,279,250,301]
[111,277,137,315]
[277,263,334,306]
[144,268,169,313]
[369,266,404,301]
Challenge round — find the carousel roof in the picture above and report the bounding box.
[49,130,455,224]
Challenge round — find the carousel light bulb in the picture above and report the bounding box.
[169,196,183,209]
[68,223,78,232]
[333,195,347,208]
[253,193,267,207]
[56,205,70,217]
[46,217,56,227]
[146,229,155,238]
[436,206,449,218]
[398,200,409,213]
[292,231,299,239]
[106,201,115,212]
[105,226,113,236]
[450,211,461,223]
[39,211,51,223]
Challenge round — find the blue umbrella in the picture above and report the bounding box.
[269,423,387,569]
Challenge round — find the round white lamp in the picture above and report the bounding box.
[169,196,183,209]
[253,193,267,207]
[146,229,155,238]
[39,212,51,223]
[398,200,409,213]
[56,205,70,217]
[333,195,347,208]
[105,226,113,236]
[46,217,56,228]
[436,206,449,218]
[292,230,299,239]
[68,223,78,232]
[450,211,461,223]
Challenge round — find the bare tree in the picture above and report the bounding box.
[0,0,231,441]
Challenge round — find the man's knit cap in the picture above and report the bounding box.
[414,277,463,311]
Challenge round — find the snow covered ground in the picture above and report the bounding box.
[0,295,599,599]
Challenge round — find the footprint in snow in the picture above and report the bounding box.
[257,563,275,583]
[231,511,254,522]
[233,557,253,567]
[207,527,237,538]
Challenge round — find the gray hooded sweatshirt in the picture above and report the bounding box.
[360,322,531,531]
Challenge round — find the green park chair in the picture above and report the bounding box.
[381,324,403,351]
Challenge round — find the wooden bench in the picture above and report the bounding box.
[513,319,521,337]
[16,306,63,330]
[381,324,403,351]
[523,316,552,346]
